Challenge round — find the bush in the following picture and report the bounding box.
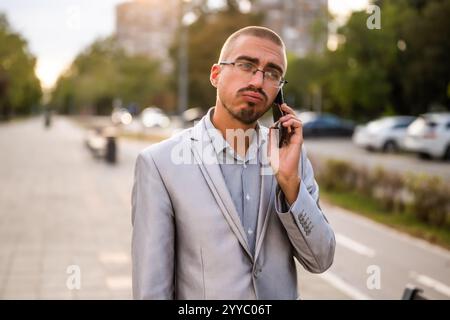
[316,159,359,192]
[314,157,450,229]
[405,175,450,227]
[371,167,405,213]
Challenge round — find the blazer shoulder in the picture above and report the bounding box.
[137,127,193,164]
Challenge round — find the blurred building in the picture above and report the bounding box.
[254,0,328,57]
[115,0,328,68]
[115,0,179,72]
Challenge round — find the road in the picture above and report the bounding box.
[0,116,448,299]
[298,202,450,300]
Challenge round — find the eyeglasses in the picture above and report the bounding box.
[219,60,288,88]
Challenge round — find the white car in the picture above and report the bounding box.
[404,113,450,160]
[140,107,170,128]
[352,116,416,152]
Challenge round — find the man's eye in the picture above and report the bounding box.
[238,62,254,71]
[265,70,281,80]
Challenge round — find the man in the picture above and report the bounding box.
[132,26,335,300]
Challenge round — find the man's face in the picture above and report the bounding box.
[210,35,286,125]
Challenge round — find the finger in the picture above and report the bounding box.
[282,118,302,128]
[279,114,298,123]
[280,103,296,115]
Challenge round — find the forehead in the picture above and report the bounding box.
[226,35,286,71]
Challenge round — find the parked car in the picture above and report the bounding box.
[404,112,450,160]
[182,107,205,126]
[298,112,355,137]
[352,116,416,152]
[140,107,171,128]
[111,107,132,126]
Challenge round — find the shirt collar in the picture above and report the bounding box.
[204,107,266,162]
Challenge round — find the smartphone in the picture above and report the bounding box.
[272,89,288,147]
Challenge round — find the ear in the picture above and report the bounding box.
[210,64,221,88]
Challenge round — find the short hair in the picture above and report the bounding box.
[218,26,286,67]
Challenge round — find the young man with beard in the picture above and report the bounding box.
[132,26,335,300]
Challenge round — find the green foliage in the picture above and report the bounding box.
[314,157,450,229]
[0,13,42,120]
[51,37,169,115]
[400,0,450,114]
[405,174,450,227]
[288,0,449,121]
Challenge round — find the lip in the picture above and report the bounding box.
[241,92,264,103]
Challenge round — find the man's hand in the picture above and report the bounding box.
[268,104,303,205]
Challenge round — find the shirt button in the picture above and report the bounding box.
[247,229,253,236]
[246,194,250,201]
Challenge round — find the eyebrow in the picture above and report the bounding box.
[234,55,284,75]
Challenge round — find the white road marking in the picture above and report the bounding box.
[336,233,376,258]
[410,271,450,298]
[319,271,372,300]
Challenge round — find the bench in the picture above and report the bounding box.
[85,126,118,163]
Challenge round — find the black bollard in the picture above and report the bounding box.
[44,110,51,128]
[105,136,117,164]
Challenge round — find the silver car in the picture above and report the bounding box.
[353,116,416,152]
[404,113,450,160]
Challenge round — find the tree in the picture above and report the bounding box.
[169,3,262,111]
[51,37,169,115]
[400,0,450,113]
[0,13,42,120]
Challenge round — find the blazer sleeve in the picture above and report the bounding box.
[274,145,336,273]
[131,150,175,299]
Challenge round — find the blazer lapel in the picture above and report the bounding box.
[190,118,253,260]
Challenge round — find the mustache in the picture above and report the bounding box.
[237,86,268,102]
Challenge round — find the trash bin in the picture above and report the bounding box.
[105,136,117,164]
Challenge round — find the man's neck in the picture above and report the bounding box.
[211,105,257,158]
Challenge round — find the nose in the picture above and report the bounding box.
[247,69,265,88]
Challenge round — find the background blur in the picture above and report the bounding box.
[0,0,448,300]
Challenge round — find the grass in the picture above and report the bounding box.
[119,131,168,143]
[320,189,450,250]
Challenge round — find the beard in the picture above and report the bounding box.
[219,87,271,125]
[221,101,269,125]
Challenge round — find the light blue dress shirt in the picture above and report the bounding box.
[204,110,266,255]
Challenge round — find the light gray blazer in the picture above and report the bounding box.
[131,115,335,300]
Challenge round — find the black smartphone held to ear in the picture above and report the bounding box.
[272,88,288,147]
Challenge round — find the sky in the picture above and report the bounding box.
[0,0,369,90]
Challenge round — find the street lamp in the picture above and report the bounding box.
[177,0,192,122]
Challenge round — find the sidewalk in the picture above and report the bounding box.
[0,117,140,299]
